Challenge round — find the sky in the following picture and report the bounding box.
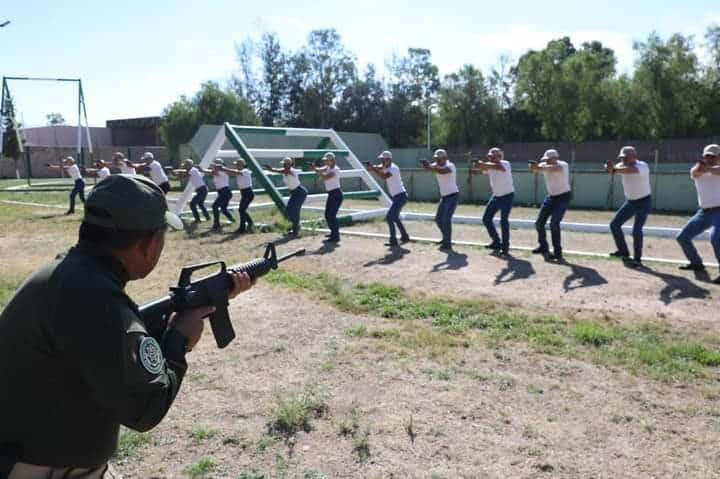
[1,0,719,127]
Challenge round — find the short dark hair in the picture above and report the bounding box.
[79,221,161,251]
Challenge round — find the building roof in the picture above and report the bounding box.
[106,116,161,128]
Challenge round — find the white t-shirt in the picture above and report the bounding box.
[214,170,229,190]
[435,161,459,197]
[621,161,651,200]
[147,160,168,185]
[188,167,205,189]
[384,163,406,197]
[542,161,571,196]
[282,168,301,190]
[694,172,720,209]
[97,167,110,181]
[323,166,341,191]
[236,169,253,189]
[66,164,82,180]
[119,163,136,175]
[484,160,514,196]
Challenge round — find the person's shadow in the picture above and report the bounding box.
[363,246,410,267]
[312,240,340,256]
[555,260,608,292]
[628,264,711,305]
[430,248,468,272]
[493,253,536,284]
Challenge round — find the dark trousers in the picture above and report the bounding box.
[212,187,234,227]
[325,188,344,239]
[676,207,720,267]
[386,192,409,242]
[610,195,652,260]
[237,187,255,232]
[189,185,210,221]
[286,185,308,233]
[158,181,170,194]
[483,192,514,252]
[435,193,459,246]
[535,192,571,254]
[69,179,85,212]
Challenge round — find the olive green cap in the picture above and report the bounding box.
[84,174,183,231]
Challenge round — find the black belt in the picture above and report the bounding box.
[702,206,720,213]
[550,191,571,199]
[494,192,515,199]
[629,194,651,203]
[442,192,459,199]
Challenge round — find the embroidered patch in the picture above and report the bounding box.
[138,337,164,375]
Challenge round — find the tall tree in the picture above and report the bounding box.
[437,64,499,147]
[1,93,22,160]
[334,64,386,132]
[160,81,259,159]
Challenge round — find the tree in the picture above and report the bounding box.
[334,64,386,132]
[437,64,499,147]
[160,81,259,159]
[1,92,22,160]
[632,32,702,138]
[46,112,65,125]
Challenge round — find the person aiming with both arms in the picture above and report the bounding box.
[201,159,236,230]
[676,143,720,283]
[47,156,85,215]
[0,174,253,478]
[265,157,307,237]
[84,159,111,183]
[604,146,652,268]
[223,159,255,234]
[471,147,515,256]
[529,149,571,262]
[111,152,136,175]
[422,148,459,251]
[166,159,211,223]
[132,152,170,194]
[367,150,411,247]
[313,152,344,243]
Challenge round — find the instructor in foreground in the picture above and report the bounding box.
[0,175,252,478]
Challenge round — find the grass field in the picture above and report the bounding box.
[1,186,719,477]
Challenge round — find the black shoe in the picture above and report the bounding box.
[65,210,74,215]
[384,241,399,247]
[439,243,452,251]
[609,250,629,258]
[548,253,564,262]
[211,224,221,230]
[235,228,246,234]
[484,242,501,250]
[400,236,410,244]
[323,237,339,243]
[679,263,705,272]
[713,276,720,285]
[532,246,548,255]
[624,257,643,268]
[498,249,510,256]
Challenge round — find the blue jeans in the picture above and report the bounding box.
[536,192,571,254]
[190,185,210,221]
[435,193,459,246]
[212,187,234,226]
[68,179,85,212]
[610,195,652,260]
[238,187,255,231]
[676,208,720,267]
[483,192,514,252]
[386,192,409,242]
[286,186,308,234]
[325,188,344,239]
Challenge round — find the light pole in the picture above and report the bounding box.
[426,102,436,151]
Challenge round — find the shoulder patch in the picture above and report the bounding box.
[138,337,165,375]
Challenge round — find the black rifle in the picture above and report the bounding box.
[139,243,304,348]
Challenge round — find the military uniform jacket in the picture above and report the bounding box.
[0,242,188,467]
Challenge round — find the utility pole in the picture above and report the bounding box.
[0,20,11,28]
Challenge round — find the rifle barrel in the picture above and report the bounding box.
[277,249,305,263]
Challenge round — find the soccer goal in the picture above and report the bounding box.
[171,123,392,225]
